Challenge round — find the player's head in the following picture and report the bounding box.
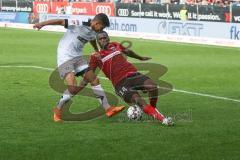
[91,13,110,32]
[96,31,110,49]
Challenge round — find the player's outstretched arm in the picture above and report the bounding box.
[123,49,151,61]
[33,19,65,30]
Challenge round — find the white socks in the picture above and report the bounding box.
[56,90,73,109]
[56,85,110,110]
[91,84,110,110]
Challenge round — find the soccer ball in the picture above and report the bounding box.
[127,105,143,120]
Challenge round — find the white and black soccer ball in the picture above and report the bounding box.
[127,105,143,120]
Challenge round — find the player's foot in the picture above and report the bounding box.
[162,117,174,126]
[105,106,125,117]
[53,107,62,122]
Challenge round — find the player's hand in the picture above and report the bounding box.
[141,57,152,61]
[92,52,101,60]
[33,23,43,30]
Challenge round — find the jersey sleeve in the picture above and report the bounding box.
[89,34,96,41]
[89,54,100,71]
[64,19,75,29]
[114,42,126,52]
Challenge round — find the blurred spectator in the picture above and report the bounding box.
[28,12,39,24]
[196,0,202,4]
[161,0,171,4]
[232,0,240,5]
[201,0,209,5]
[214,0,225,6]
[65,2,73,14]
[145,0,157,3]
[171,0,180,4]
[185,0,195,5]
[57,5,65,14]
[180,5,188,20]
[179,0,186,4]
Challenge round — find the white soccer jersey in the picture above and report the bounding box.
[57,19,96,66]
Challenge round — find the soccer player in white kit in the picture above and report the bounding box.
[33,13,125,122]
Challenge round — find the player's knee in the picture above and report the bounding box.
[68,86,79,95]
[131,94,146,108]
[151,85,158,93]
[80,79,88,87]
[131,93,141,103]
[84,70,97,82]
[144,80,158,92]
[90,77,99,86]
[146,84,158,92]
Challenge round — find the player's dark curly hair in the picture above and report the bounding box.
[82,19,91,26]
[93,13,110,27]
[96,31,109,40]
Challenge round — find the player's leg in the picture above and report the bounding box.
[135,75,173,125]
[83,69,125,117]
[131,93,173,125]
[54,72,84,122]
[83,70,110,110]
[116,84,163,121]
[117,74,173,125]
[114,77,158,119]
[53,56,88,122]
[143,79,158,108]
[130,92,165,122]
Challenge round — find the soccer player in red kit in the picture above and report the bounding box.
[89,31,173,126]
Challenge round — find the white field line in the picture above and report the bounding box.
[0,65,54,71]
[1,65,240,103]
[158,86,240,103]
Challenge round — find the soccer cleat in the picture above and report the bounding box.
[53,108,62,122]
[162,117,174,126]
[105,106,125,117]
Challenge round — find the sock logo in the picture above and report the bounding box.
[96,95,104,106]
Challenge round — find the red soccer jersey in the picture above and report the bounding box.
[89,42,137,86]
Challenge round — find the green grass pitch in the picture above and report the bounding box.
[0,28,240,160]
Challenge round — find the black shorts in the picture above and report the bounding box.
[115,72,150,103]
[58,56,89,79]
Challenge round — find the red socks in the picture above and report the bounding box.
[143,105,165,122]
[149,97,158,108]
